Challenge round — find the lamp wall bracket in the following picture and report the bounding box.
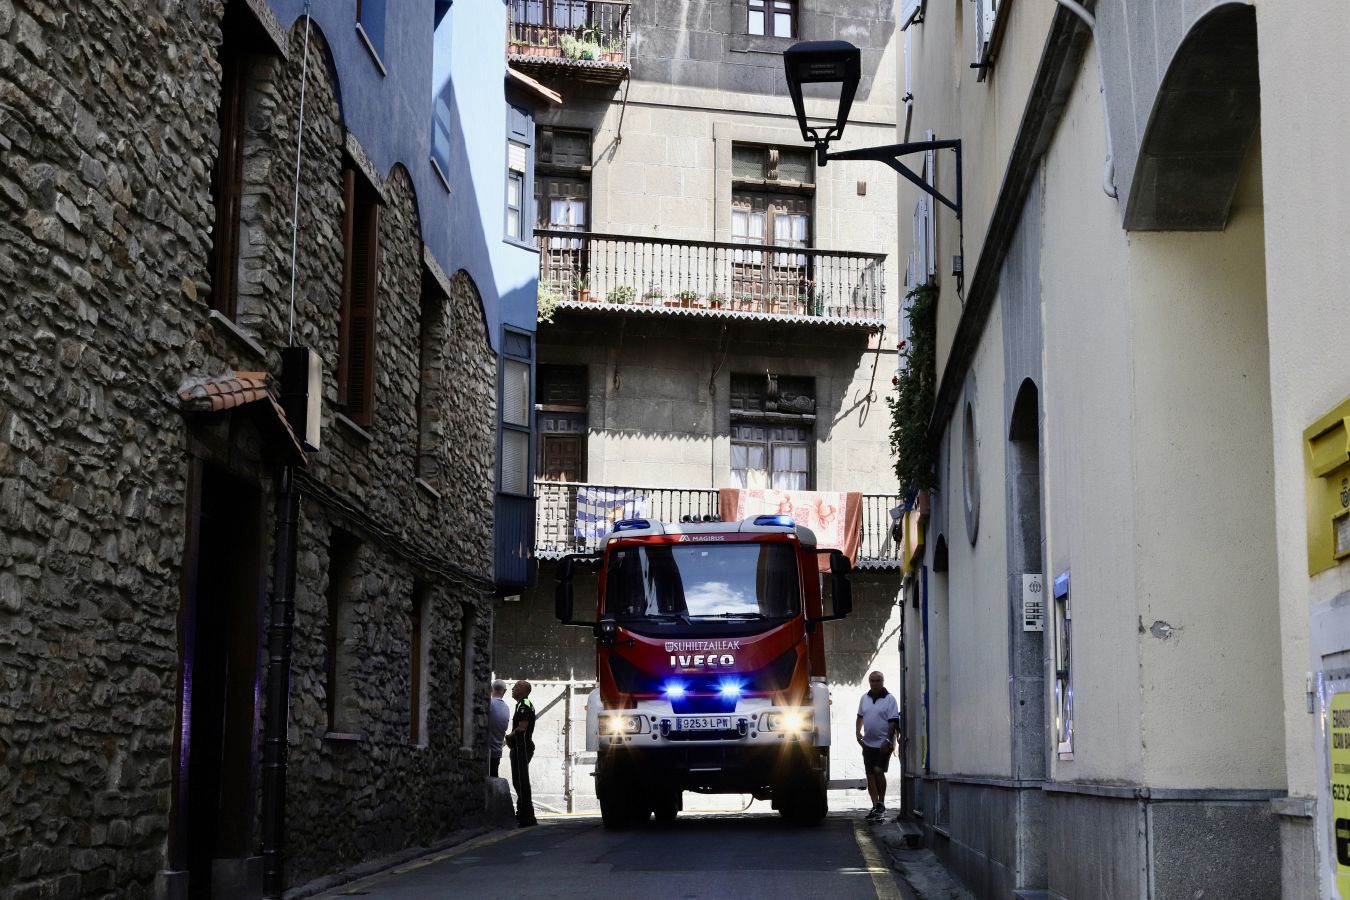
[819,138,963,221]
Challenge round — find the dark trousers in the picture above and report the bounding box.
[509,744,536,824]
[490,754,501,778]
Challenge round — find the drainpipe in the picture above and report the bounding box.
[261,466,300,897]
[1052,0,1118,199]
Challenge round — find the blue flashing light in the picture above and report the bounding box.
[753,514,796,528]
[613,518,651,532]
[717,678,744,699]
[662,680,687,700]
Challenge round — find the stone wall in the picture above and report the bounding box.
[0,3,499,898]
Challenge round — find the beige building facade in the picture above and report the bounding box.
[897,0,1350,897]
[488,1,909,815]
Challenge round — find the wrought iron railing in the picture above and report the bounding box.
[507,1,631,71]
[533,481,901,566]
[535,230,887,323]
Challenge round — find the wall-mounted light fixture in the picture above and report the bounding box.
[783,40,963,221]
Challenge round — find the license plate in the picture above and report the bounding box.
[674,716,732,731]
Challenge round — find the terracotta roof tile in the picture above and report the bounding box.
[177,371,307,464]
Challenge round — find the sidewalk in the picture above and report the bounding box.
[865,816,974,900]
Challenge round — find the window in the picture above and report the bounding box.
[356,0,386,60]
[460,603,477,750]
[730,145,814,311]
[506,105,534,245]
[517,0,588,29]
[410,581,431,746]
[537,365,587,482]
[499,328,534,496]
[536,128,592,291]
[415,283,447,484]
[729,374,815,490]
[963,400,979,542]
[209,26,248,319]
[431,94,452,180]
[326,529,362,735]
[338,164,380,428]
[507,144,526,242]
[748,0,795,38]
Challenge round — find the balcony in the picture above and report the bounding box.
[533,481,903,569]
[536,230,888,330]
[507,1,631,84]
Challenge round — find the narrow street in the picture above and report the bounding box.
[312,813,907,900]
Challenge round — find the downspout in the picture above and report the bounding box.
[263,3,313,895]
[1052,0,1118,199]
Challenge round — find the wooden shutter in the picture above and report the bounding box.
[210,47,246,318]
[339,167,380,426]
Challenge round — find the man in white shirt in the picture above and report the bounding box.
[856,670,900,821]
[488,680,510,778]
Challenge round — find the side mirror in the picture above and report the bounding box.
[811,549,853,623]
[594,616,617,646]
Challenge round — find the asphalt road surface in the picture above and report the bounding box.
[314,811,907,900]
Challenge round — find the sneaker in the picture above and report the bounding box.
[865,805,884,821]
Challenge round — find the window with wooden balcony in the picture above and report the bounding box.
[536,128,592,293]
[338,164,381,428]
[731,145,815,312]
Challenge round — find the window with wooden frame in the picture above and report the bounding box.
[730,145,814,311]
[748,0,796,38]
[729,373,816,490]
[209,8,262,320]
[537,364,587,483]
[499,328,534,496]
[506,105,534,247]
[338,163,381,428]
[536,127,592,293]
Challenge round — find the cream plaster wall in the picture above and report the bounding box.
[1256,5,1350,893]
[942,302,1012,777]
[1039,45,1144,784]
[901,0,1056,376]
[1128,148,1283,790]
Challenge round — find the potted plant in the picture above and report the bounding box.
[643,287,667,306]
[605,285,635,305]
[537,282,561,325]
[675,289,701,308]
[571,274,591,303]
[706,291,726,309]
[735,292,759,312]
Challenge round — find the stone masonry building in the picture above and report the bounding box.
[0,1,536,897]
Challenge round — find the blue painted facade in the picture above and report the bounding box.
[267,0,541,351]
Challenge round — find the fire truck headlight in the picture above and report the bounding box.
[718,678,744,700]
[663,680,687,701]
[602,715,646,735]
[762,711,813,734]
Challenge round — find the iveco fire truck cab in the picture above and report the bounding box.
[555,514,853,827]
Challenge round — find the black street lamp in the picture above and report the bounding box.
[783,40,963,221]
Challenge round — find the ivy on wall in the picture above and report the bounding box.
[888,283,939,499]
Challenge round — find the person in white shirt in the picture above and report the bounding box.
[856,671,900,821]
[488,680,510,778]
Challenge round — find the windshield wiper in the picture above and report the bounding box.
[692,612,766,619]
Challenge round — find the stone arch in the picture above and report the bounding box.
[1124,3,1259,230]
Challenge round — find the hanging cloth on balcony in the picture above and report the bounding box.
[575,486,651,543]
[718,488,862,566]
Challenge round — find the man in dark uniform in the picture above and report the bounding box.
[505,679,537,827]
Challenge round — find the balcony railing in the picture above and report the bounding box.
[507,1,631,83]
[533,481,902,568]
[536,230,887,327]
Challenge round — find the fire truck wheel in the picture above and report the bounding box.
[652,790,679,825]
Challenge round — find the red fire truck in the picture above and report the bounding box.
[554,514,853,827]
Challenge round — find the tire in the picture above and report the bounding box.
[652,790,679,825]
[598,759,638,829]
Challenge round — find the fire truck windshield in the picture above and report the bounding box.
[603,541,801,622]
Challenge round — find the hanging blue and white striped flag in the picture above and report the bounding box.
[574,487,650,543]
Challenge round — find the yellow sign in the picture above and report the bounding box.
[1331,690,1350,897]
